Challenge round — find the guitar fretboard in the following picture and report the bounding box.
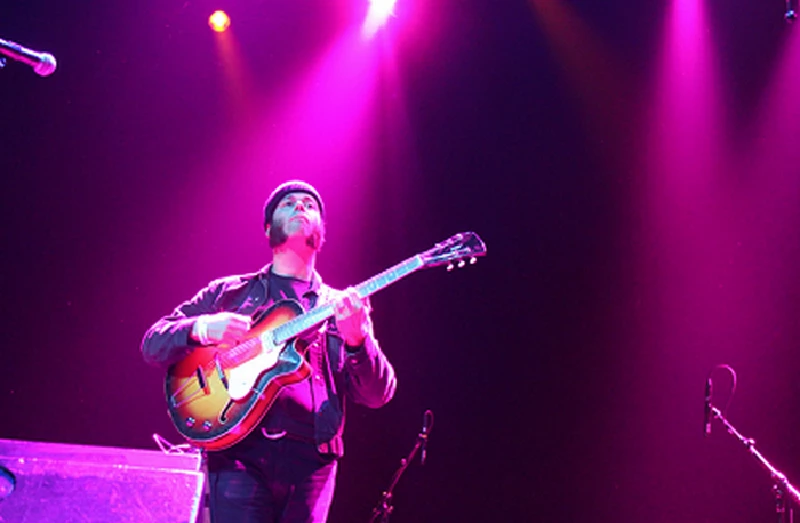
[272,255,424,345]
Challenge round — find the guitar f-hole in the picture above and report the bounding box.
[196,366,208,392]
[219,400,234,424]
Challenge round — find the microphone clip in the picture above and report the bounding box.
[419,410,434,465]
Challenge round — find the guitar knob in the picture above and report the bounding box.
[203,421,213,432]
[185,417,195,428]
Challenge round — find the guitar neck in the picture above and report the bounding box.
[272,255,425,345]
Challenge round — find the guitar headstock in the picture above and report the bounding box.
[421,232,487,271]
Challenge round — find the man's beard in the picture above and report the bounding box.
[269,217,323,250]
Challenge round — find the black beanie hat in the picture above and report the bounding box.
[263,180,324,230]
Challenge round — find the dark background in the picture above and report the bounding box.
[2,1,800,521]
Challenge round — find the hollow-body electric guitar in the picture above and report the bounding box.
[165,232,486,450]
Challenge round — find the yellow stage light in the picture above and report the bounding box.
[209,10,231,33]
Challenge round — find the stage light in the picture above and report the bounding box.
[209,10,231,33]
[362,0,397,39]
[369,0,397,19]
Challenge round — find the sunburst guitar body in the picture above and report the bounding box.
[165,300,311,451]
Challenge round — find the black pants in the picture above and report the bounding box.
[206,436,338,523]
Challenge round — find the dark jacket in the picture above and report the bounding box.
[141,265,397,457]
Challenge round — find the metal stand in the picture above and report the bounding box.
[710,405,798,523]
[369,410,433,523]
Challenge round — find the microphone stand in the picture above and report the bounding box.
[710,405,800,523]
[369,411,433,523]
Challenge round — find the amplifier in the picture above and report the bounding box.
[0,438,205,523]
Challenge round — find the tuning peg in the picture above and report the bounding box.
[446,263,455,272]
[457,259,466,268]
[470,257,477,265]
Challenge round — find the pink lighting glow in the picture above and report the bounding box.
[638,0,729,396]
[166,24,389,283]
[627,0,735,520]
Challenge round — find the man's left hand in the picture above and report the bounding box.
[333,287,371,347]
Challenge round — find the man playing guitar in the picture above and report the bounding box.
[141,180,398,523]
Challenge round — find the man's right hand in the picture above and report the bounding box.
[191,312,251,345]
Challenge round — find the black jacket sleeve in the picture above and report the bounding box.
[140,280,223,368]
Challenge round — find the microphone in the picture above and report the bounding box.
[420,410,433,465]
[704,378,712,437]
[0,38,57,77]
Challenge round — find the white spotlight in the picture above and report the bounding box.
[362,0,397,40]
